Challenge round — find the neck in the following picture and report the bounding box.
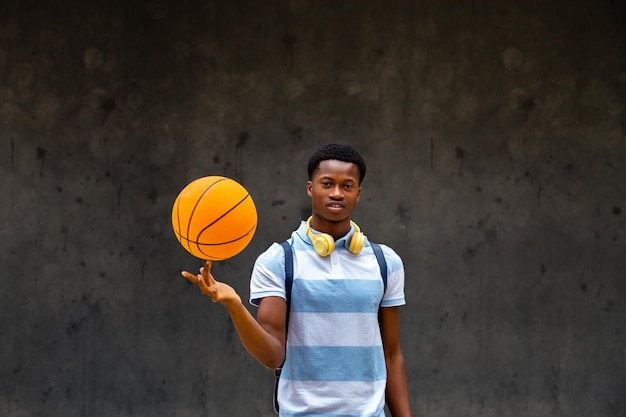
[309,216,351,240]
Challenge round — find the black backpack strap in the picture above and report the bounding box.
[280,241,294,313]
[274,241,293,414]
[370,242,388,292]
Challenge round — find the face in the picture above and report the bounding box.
[307,159,361,231]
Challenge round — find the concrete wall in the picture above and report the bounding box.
[1,1,625,416]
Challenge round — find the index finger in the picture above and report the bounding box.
[201,260,216,286]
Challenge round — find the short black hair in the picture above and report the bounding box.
[307,142,367,184]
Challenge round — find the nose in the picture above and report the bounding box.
[329,185,343,198]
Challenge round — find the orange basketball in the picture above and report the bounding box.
[172,176,257,260]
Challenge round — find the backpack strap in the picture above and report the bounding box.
[370,242,388,292]
[280,240,294,318]
[274,241,293,414]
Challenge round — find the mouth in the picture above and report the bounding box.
[326,202,345,212]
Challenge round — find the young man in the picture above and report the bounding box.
[182,143,412,416]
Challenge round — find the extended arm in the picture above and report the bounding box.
[380,306,412,417]
[182,261,286,369]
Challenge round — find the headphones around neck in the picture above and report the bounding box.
[305,216,365,257]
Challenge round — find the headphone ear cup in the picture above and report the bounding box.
[313,234,335,257]
[348,232,365,254]
[306,216,335,257]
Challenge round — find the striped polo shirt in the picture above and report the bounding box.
[250,221,406,416]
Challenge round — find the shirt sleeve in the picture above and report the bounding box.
[380,244,406,307]
[249,242,287,307]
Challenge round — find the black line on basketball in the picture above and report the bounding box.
[196,223,257,258]
[193,192,252,246]
[186,177,227,253]
[179,224,255,246]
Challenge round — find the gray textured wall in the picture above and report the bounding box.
[1,1,625,416]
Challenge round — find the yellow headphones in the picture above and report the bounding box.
[305,216,365,257]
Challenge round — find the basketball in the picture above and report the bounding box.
[172,176,257,260]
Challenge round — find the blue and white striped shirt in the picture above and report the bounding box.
[250,221,406,416]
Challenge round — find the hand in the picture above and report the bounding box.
[181,261,242,308]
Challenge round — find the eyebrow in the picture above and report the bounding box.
[318,176,357,183]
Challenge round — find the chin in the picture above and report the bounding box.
[323,213,351,223]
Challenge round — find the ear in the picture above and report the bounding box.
[306,181,313,197]
[356,185,361,202]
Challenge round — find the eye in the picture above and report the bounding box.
[321,181,332,187]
